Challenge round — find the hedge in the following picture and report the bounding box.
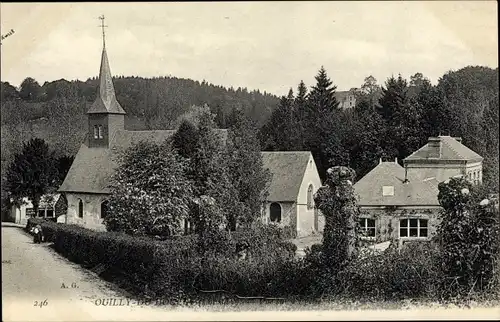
[24,218,301,302]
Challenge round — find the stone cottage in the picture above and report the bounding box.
[354,136,483,246]
[404,136,483,184]
[261,151,323,237]
[353,159,441,244]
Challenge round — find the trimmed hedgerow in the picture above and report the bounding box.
[26,217,61,242]
[31,219,301,302]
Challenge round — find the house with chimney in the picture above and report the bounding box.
[353,136,483,246]
[58,29,323,237]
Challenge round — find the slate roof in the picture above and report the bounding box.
[353,161,440,207]
[405,136,483,162]
[87,47,126,115]
[261,151,312,202]
[59,129,227,194]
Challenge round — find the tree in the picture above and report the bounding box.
[188,110,239,234]
[104,140,193,237]
[6,138,58,216]
[377,75,422,161]
[304,67,347,179]
[259,88,298,151]
[226,109,271,230]
[437,177,500,297]
[359,75,382,107]
[408,72,426,99]
[172,120,200,159]
[1,82,19,101]
[19,77,42,101]
[314,166,360,272]
[55,155,74,187]
[349,99,385,180]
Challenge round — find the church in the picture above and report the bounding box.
[58,29,322,237]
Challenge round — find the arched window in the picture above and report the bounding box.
[270,202,281,223]
[307,184,314,210]
[100,200,108,219]
[93,125,99,139]
[78,199,84,218]
[98,125,103,139]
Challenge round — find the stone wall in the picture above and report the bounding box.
[65,193,107,231]
[262,201,297,233]
[358,206,442,245]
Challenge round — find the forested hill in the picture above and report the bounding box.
[1,76,279,129]
[1,75,280,161]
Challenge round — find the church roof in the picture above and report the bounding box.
[353,161,440,207]
[261,151,313,202]
[87,47,126,115]
[58,129,227,194]
[404,136,483,163]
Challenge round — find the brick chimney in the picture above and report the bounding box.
[427,137,442,158]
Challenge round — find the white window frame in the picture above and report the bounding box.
[307,184,314,210]
[359,217,376,239]
[399,218,429,239]
[98,125,103,139]
[93,125,99,139]
[382,186,394,196]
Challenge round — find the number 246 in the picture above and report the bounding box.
[34,299,48,308]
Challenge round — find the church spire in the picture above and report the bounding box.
[87,16,126,115]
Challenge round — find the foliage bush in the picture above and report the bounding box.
[26,217,60,242]
[437,178,500,298]
[27,218,302,303]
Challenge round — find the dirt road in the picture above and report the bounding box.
[1,223,174,321]
[2,223,498,321]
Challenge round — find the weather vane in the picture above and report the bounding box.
[98,15,107,48]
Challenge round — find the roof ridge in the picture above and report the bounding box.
[441,137,465,159]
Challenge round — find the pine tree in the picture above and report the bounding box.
[349,100,385,179]
[189,110,239,233]
[377,75,422,161]
[259,88,296,151]
[226,110,272,230]
[172,120,200,159]
[303,67,346,180]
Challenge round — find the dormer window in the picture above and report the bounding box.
[382,186,394,196]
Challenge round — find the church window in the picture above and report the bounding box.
[78,199,84,218]
[98,125,103,139]
[100,200,109,219]
[307,184,314,210]
[93,125,99,139]
[270,202,282,223]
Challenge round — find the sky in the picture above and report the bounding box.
[1,1,498,96]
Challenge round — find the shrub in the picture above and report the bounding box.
[437,178,500,298]
[26,217,60,242]
[335,241,441,301]
[38,220,305,303]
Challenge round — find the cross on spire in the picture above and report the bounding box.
[98,15,107,48]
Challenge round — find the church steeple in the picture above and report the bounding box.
[87,15,125,115]
[87,16,125,149]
